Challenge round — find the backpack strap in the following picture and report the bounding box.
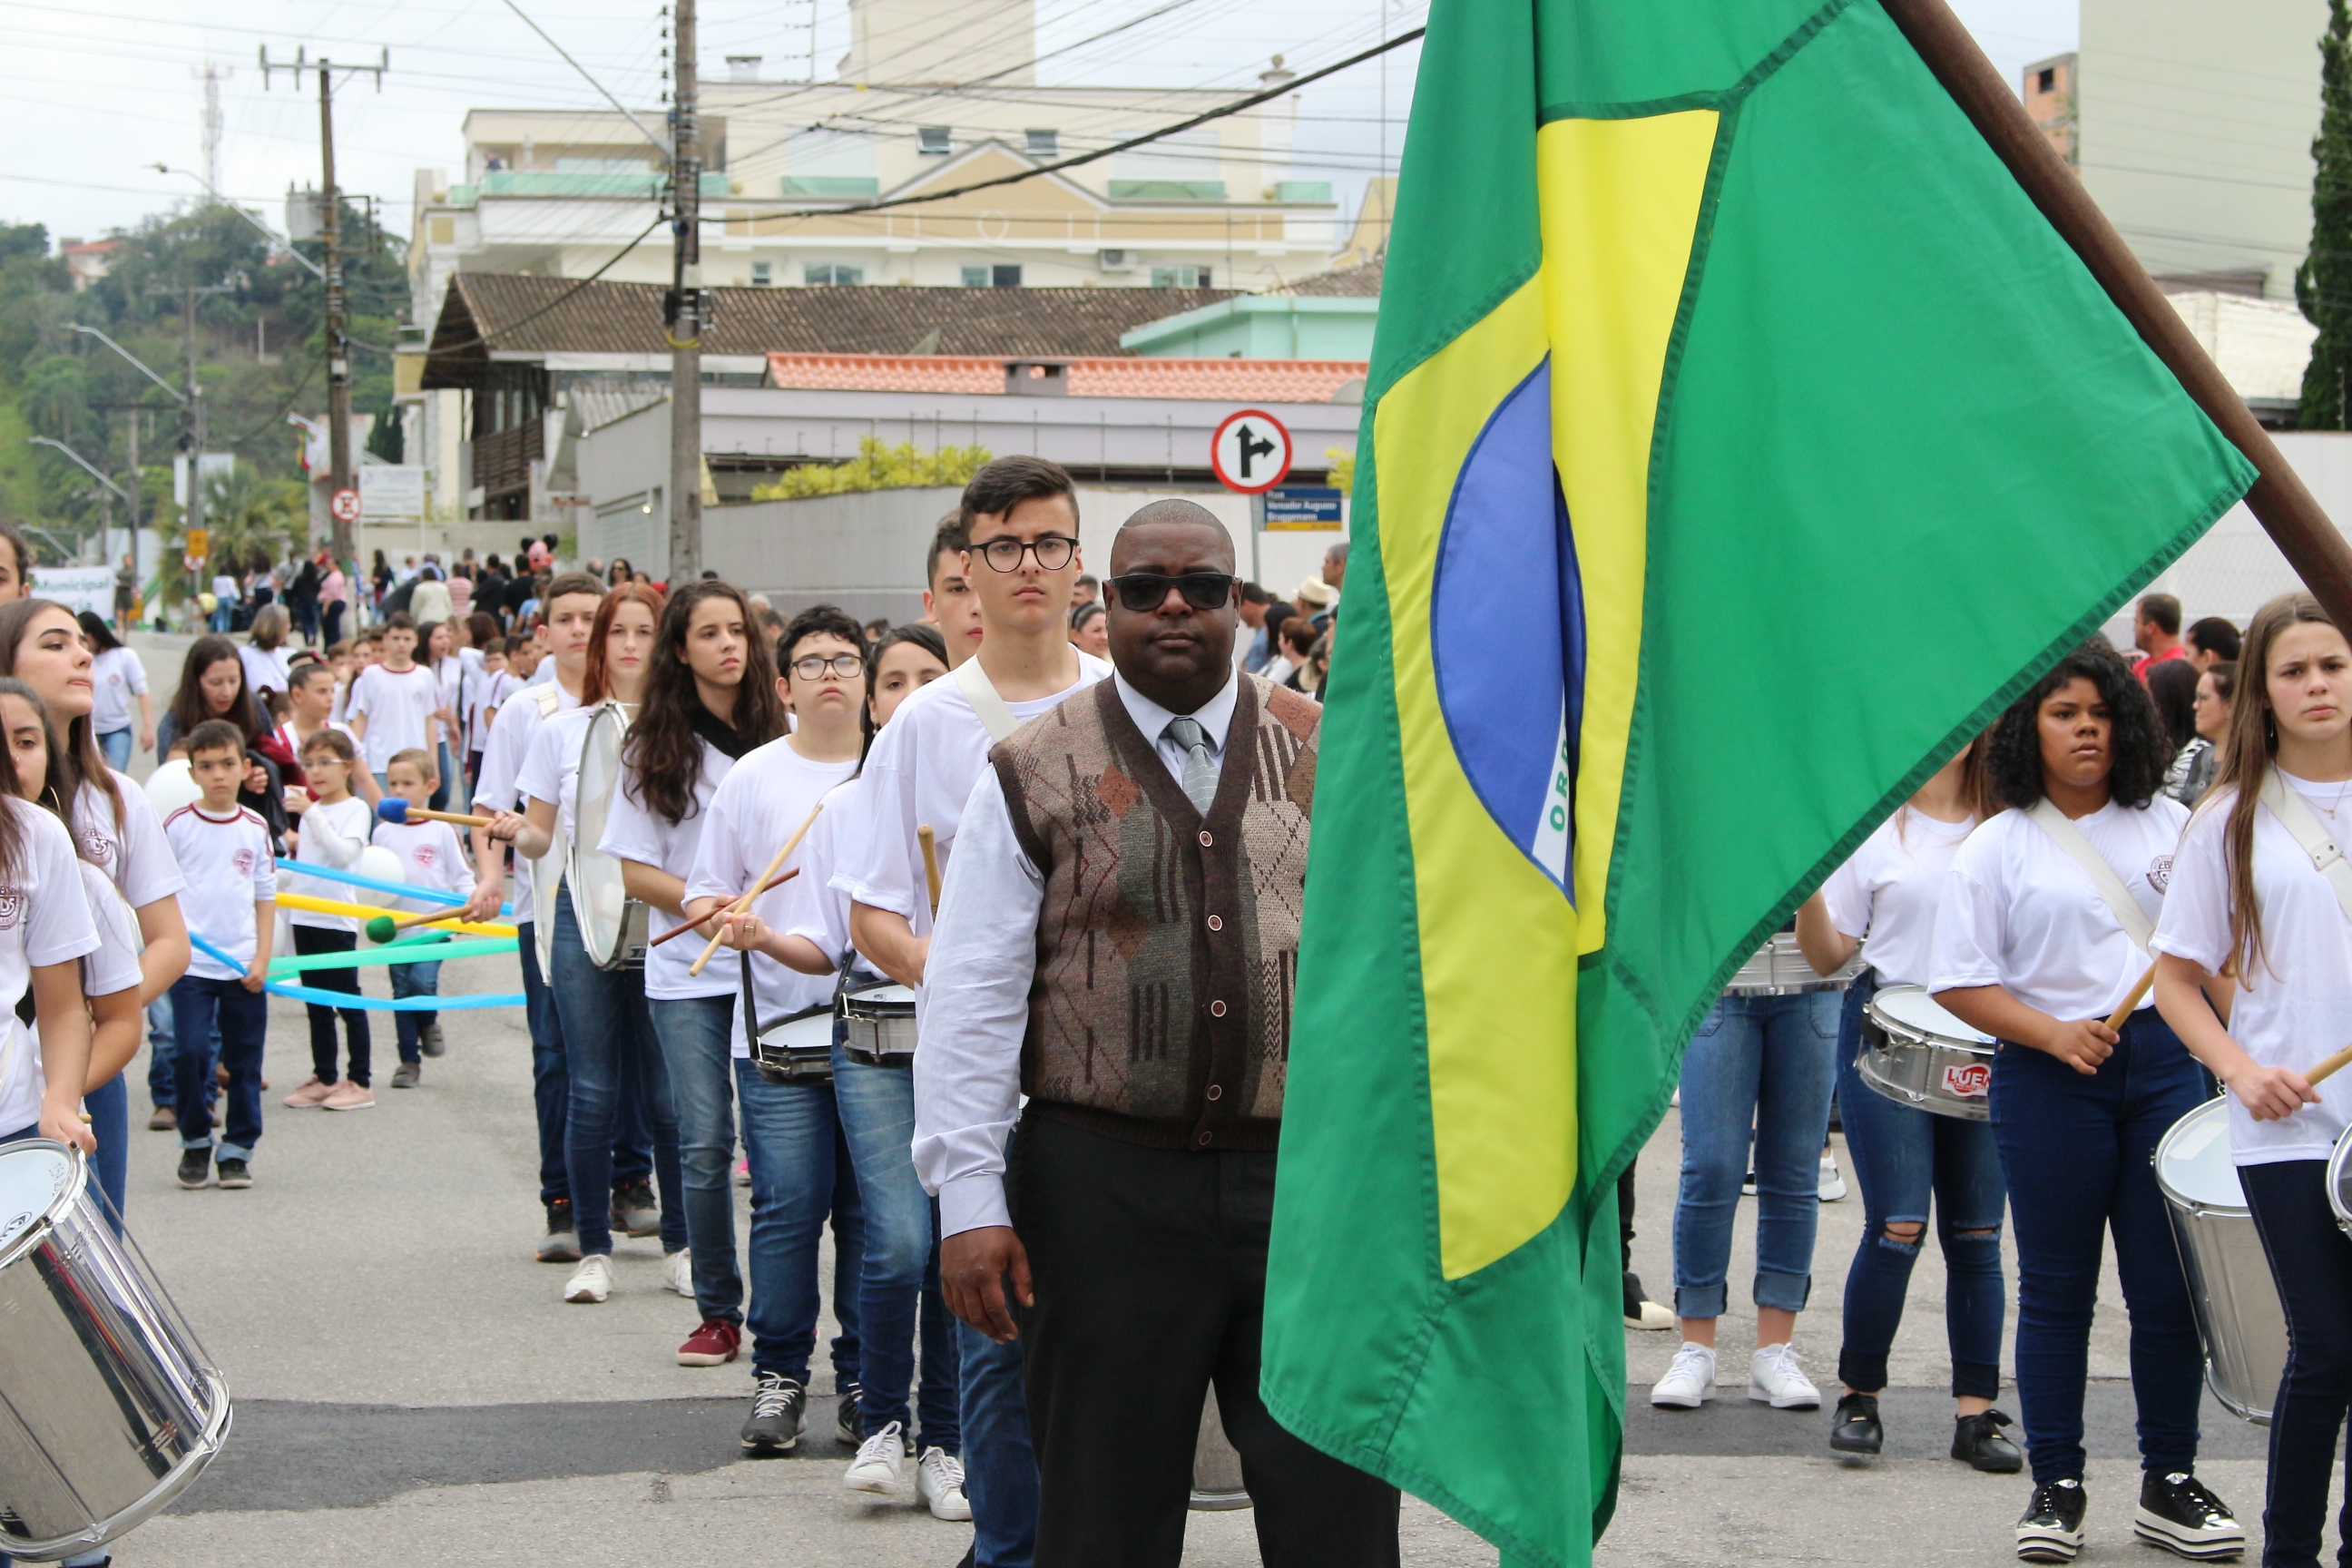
[2257,770,2352,926]
[2024,798,2157,951]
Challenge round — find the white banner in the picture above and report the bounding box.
[360,465,427,521]
[32,565,115,620]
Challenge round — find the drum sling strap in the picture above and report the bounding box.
[530,684,567,975]
[952,656,1022,745]
[2256,771,2352,925]
[2024,798,2157,952]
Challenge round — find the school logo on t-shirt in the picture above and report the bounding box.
[414,845,437,868]
[0,889,24,931]
[78,827,114,868]
[2148,854,2173,896]
[232,849,257,877]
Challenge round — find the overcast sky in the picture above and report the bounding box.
[0,0,2079,257]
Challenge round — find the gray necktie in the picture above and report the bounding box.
[1162,716,1219,816]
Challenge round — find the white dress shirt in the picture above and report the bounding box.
[914,669,1240,1239]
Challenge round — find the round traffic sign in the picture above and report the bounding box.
[330,487,362,524]
[1210,409,1293,495]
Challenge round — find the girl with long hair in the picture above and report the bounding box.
[158,633,289,840]
[242,603,293,701]
[2168,662,2236,808]
[78,610,152,770]
[2151,593,2352,1568]
[1794,736,2017,1469]
[1932,638,2240,1563]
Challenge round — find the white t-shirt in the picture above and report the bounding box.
[476,680,576,815]
[517,706,597,849]
[0,803,103,1133]
[288,794,373,933]
[240,643,292,700]
[833,650,1112,937]
[91,647,148,735]
[601,737,732,1001]
[163,802,277,980]
[467,671,517,756]
[371,818,475,912]
[686,737,861,1054]
[74,860,143,999]
[1821,809,1978,987]
[346,663,441,770]
[2151,774,2352,1166]
[1930,796,2190,1023]
[73,775,185,912]
[781,776,887,988]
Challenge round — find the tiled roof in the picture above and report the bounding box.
[1266,258,1383,298]
[763,353,1369,403]
[423,274,1240,386]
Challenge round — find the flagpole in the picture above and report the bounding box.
[1880,0,2352,632]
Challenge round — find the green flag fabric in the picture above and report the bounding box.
[1259,1,2257,1563]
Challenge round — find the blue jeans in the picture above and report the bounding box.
[552,884,685,1256]
[962,1322,1039,1568]
[652,995,758,1321]
[429,740,454,814]
[390,958,440,1064]
[98,727,132,771]
[146,997,214,1110]
[2239,1160,2352,1568]
[170,974,267,1161]
[832,1042,959,1452]
[1835,975,2007,1398]
[1672,988,1839,1318]
[518,916,652,1207]
[1990,1010,2211,1483]
[84,1074,127,1225]
[732,1054,866,1384]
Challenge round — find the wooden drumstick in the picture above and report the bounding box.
[376,798,494,829]
[689,801,824,977]
[364,907,458,943]
[2105,961,2159,1034]
[919,824,941,916]
[649,868,800,949]
[2307,1043,2352,1087]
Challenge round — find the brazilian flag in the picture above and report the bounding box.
[1261,0,2256,1563]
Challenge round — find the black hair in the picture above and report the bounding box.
[2147,656,2200,752]
[74,609,122,653]
[2186,615,2241,662]
[926,511,967,590]
[957,455,1076,537]
[184,718,248,760]
[383,611,416,633]
[780,603,867,669]
[626,580,786,826]
[0,524,29,588]
[1984,636,2173,810]
[1240,581,1274,606]
[2137,593,2181,636]
[864,622,947,752]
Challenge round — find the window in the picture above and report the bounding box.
[961,265,990,287]
[804,263,864,286]
[2036,67,2056,92]
[917,125,953,156]
[992,264,1022,289]
[1150,266,1211,289]
[1025,128,1058,158]
[750,261,773,287]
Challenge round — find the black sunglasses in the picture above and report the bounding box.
[1104,573,1239,613]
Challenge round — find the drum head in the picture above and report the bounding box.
[845,983,917,1010]
[0,1141,74,1254]
[762,1010,838,1053]
[1869,985,1994,1044]
[569,702,633,967]
[2155,1097,2245,1211]
[2328,1125,2352,1231]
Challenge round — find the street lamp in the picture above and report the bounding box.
[149,162,326,279]
[28,436,136,564]
[65,326,186,406]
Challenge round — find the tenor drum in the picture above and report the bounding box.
[1723,933,1866,995]
[569,701,648,970]
[0,1141,230,1561]
[2330,1123,2352,1240]
[840,983,917,1067]
[1858,985,1998,1122]
[2154,1097,2289,1425]
[751,1004,836,1085]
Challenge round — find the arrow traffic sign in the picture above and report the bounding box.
[1210,408,1294,495]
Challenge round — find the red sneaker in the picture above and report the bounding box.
[677,1318,741,1367]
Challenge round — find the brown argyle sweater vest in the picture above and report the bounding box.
[990,673,1318,1152]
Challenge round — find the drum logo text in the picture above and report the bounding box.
[1942,1061,1991,1099]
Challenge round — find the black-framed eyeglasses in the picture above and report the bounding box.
[1104,573,1239,613]
[789,653,867,681]
[974,534,1079,573]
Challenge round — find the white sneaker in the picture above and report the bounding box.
[1818,1151,1847,1202]
[563,1254,613,1304]
[662,1247,693,1298]
[1650,1342,1717,1408]
[1749,1342,1821,1408]
[844,1420,906,1495]
[917,1446,971,1521]
[1625,1298,1676,1331]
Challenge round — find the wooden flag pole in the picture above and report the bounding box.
[1881,0,2352,631]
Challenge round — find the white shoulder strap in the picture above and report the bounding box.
[2256,771,2352,926]
[2024,798,2157,951]
[534,682,563,720]
[952,656,1020,744]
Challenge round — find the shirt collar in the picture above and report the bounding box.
[1113,668,1239,754]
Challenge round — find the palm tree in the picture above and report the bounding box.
[161,465,309,611]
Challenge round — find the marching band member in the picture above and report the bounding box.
[1932,639,2241,1563]
[1795,736,2019,1469]
[2151,593,2352,1568]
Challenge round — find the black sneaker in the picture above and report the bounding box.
[536,1199,582,1263]
[1830,1392,1883,1455]
[2134,1471,2245,1560]
[613,1179,661,1239]
[741,1371,808,1455]
[2017,1477,2088,1563]
[176,1148,211,1190]
[1954,1408,2024,1473]
[215,1158,251,1190]
[837,1380,864,1447]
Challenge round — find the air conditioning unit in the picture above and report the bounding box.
[1098,249,1138,274]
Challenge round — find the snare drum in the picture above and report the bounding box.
[569,701,648,970]
[1723,932,1866,995]
[1858,985,1998,1121]
[2154,1097,2290,1424]
[0,1140,230,1560]
[840,982,917,1067]
[752,1004,837,1085]
[2330,1123,2352,1240]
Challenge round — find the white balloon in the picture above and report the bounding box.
[142,759,202,818]
[357,846,406,890]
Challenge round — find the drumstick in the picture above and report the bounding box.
[689,801,825,978]
[363,907,459,944]
[649,868,801,949]
[919,824,942,916]
[2105,961,2159,1034]
[376,798,494,830]
[2307,1043,2352,1087]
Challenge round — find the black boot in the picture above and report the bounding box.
[1830,1391,1883,1455]
[1953,1407,2024,1474]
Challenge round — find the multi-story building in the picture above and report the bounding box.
[2023,53,2075,166]
[407,0,1340,328]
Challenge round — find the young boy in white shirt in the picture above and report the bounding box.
[376,747,475,1082]
[346,612,440,789]
[164,719,278,1191]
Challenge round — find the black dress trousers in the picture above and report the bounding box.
[1009,1112,1401,1568]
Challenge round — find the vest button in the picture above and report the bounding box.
[1206,914,1222,932]
[1199,829,1213,848]
[1198,1131,1212,1146]
[1206,1083,1222,1101]
[1209,999,1227,1017]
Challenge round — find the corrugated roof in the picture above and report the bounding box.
[763,352,1368,403]
[423,274,1240,387]
[1266,258,1383,298]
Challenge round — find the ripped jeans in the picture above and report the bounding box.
[1836,974,2008,1399]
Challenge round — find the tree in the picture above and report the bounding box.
[160,464,308,607]
[751,437,992,500]
[2300,0,2352,427]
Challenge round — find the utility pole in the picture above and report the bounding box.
[665,0,704,580]
[140,282,233,573]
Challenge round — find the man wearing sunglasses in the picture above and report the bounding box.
[916,498,1402,1566]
